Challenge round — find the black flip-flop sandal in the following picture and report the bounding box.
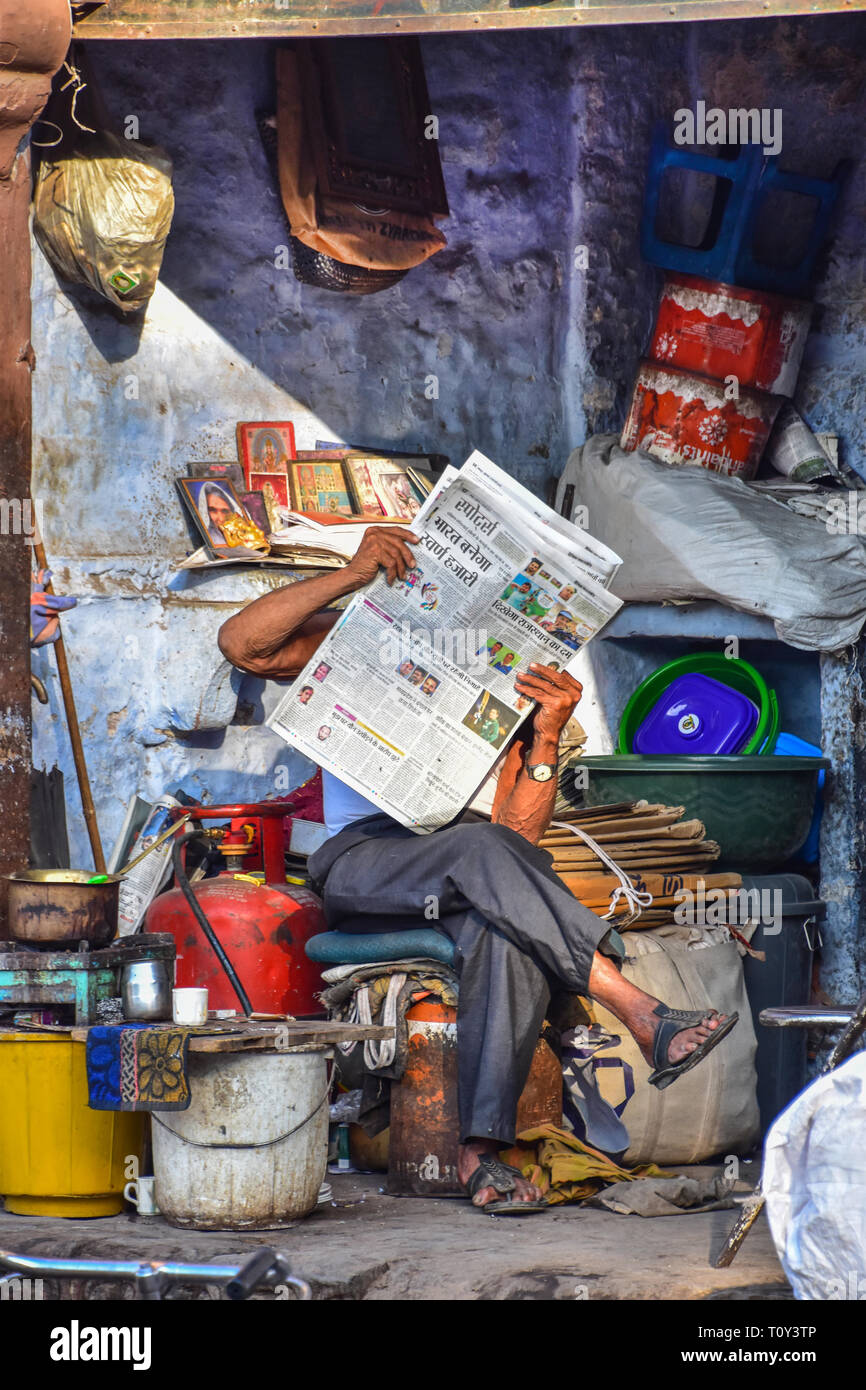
[464,1154,549,1215]
[647,1004,739,1091]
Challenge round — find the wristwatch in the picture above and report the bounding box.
[525,760,556,783]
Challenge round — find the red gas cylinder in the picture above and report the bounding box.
[144,804,326,1017]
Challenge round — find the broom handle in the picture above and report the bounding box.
[33,540,106,874]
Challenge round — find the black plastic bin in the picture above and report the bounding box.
[736,874,824,1135]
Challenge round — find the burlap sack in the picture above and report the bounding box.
[590,925,760,1164]
[276,48,445,272]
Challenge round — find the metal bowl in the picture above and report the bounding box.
[5,870,121,947]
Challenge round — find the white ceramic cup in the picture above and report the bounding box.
[172,986,208,1026]
[124,1175,159,1215]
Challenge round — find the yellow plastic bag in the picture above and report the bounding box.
[33,131,174,311]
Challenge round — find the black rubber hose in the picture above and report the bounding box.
[171,831,253,1017]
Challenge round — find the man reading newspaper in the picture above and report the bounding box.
[218,466,736,1214]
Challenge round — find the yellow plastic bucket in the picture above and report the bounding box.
[0,1034,144,1217]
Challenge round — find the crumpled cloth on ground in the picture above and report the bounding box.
[501,1124,736,1213]
[321,958,459,1136]
[86,1023,191,1111]
[586,1174,736,1216]
[499,1123,670,1205]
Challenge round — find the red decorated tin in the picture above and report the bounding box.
[621,361,783,480]
[649,273,811,397]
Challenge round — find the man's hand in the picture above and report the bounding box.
[492,665,582,844]
[514,664,583,753]
[344,525,420,589]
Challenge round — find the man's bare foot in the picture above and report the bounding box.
[587,952,730,1069]
[458,1139,543,1209]
[628,1003,728,1069]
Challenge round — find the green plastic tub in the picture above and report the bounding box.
[617,654,779,756]
[579,755,829,867]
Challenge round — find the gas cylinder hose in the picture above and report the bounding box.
[172,831,253,1017]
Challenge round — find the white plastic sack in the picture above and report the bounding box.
[762,1051,866,1301]
[557,434,866,652]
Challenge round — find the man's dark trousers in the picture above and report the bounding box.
[308,816,609,1146]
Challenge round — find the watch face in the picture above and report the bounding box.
[529,764,554,782]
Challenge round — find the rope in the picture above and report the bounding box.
[31,120,64,149]
[58,61,96,135]
[549,819,653,927]
[363,974,405,1071]
[337,972,406,1071]
[151,1084,330,1150]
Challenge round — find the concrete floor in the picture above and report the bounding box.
[0,1168,790,1301]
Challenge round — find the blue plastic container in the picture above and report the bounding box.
[633,672,759,756]
[773,732,825,863]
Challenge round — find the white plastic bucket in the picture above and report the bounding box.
[151,1049,329,1230]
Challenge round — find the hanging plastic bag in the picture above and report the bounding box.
[33,126,174,312]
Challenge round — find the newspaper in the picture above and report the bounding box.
[269,451,623,833]
[116,795,181,935]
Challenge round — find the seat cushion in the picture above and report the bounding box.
[305,929,455,967]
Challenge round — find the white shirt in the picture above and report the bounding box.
[321,751,507,837]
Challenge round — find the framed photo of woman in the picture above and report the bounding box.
[176,477,251,555]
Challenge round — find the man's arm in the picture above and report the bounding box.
[217,526,419,679]
[491,665,583,845]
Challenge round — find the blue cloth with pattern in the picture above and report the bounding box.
[86,1023,191,1111]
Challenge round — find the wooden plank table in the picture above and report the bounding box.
[70,1018,392,1053]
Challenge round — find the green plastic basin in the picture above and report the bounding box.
[579,755,830,868]
[617,653,780,756]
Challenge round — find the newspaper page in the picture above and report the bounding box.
[460,450,621,588]
[269,454,622,833]
[116,795,181,935]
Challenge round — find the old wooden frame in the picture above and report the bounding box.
[297,38,449,216]
[72,0,866,42]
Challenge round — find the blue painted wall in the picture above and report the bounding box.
[30,18,866,890]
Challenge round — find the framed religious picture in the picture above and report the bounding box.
[236,421,296,489]
[288,459,354,516]
[344,456,426,521]
[241,490,271,535]
[186,460,247,493]
[296,38,449,218]
[176,477,268,556]
[248,471,291,527]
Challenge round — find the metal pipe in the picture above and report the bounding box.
[0,1247,312,1300]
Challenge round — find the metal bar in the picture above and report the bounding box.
[71,0,866,41]
[758,1006,855,1030]
[0,1250,252,1282]
[0,1247,312,1299]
